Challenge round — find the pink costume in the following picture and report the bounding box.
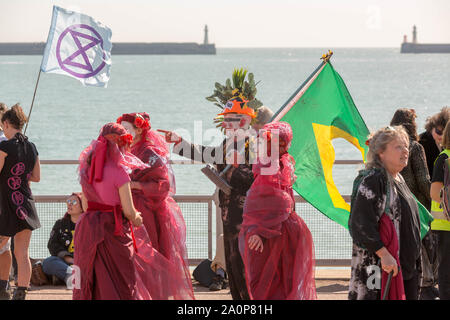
[239,122,317,300]
[117,113,193,297]
[72,123,194,300]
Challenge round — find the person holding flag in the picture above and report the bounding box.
[239,121,317,300]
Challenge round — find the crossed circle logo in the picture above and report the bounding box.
[11,191,24,206]
[56,24,106,79]
[11,162,25,176]
[7,176,22,190]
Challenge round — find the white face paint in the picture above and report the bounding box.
[222,114,251,131]
[121,121,136,139]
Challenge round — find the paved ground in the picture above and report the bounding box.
[22,268,351,300]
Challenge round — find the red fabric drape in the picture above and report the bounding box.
[379,213,406,300]
[239,154,317,300]
[129,139,193,299]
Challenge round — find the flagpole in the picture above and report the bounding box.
[24,69,42,135]
[271,50,333,122]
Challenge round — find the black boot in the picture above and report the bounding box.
[12,287,27,300]
[419,286,439,300]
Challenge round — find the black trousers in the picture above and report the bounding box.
[437,231,450,300]
[403,271,419,300]
[223,230,250,300]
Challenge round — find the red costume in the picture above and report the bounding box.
[73,123,194,300]
[117,113,193,297]
[379,213,406,300]
[239,122,317,300]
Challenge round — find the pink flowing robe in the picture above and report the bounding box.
[73,138,194,300]
[129,134,193,298]
[239,154,317,300]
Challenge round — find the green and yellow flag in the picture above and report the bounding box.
[273,54,369,228]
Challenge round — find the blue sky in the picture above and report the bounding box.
[1,0,449,47]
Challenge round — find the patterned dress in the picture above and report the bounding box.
[348,168,421,300]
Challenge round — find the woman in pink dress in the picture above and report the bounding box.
[117,113,192,296]
[73,122,194,300]
[239,121,317,300]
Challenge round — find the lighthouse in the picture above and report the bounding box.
[412,25,417,44]
[203,25,209,45]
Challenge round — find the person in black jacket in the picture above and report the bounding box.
[418,106,450,299]
[419,107,450,178]
[42,193,85,287]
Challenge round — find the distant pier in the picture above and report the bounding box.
[401,25,450,54]
[0,25,216,55]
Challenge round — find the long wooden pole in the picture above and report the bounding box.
[23,69,42,135]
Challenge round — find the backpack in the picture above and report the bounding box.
[192,259,217,287]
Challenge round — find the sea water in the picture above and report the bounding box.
[1,48,450,258]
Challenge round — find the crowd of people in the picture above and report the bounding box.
[0,97,448,300]
[349,107,450,300]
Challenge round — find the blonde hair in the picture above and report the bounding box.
[441,121,450,150]
[366,126,409,169]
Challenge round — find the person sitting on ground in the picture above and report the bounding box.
[42,193,85,287]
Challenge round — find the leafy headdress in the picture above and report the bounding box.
[206,68,263,130]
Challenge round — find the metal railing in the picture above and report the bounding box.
[30,159,362,266]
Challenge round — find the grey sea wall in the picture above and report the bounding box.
[0,42,216,55]
[401,43,450,54]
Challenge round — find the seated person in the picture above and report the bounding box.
[42,193,85,287]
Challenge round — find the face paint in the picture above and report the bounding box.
[223,114,251,131]
[121,121,136,139]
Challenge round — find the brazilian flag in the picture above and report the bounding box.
[272,54,370,229]
[273,53,433,237]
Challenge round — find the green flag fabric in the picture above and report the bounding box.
[273,61,369,228]
[273,59,433,237]
[416,197,434,239]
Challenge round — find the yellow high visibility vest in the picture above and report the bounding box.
[431,149,450,231]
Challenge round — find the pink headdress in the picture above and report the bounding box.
[262,121,293,148]
[87,123,133,184]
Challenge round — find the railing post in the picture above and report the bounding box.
[208,199,213,260]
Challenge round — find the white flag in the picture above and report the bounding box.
[41,6,112,87]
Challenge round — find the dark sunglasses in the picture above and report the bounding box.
[66,199,78,206]
[435,128,444,136]
[223,118,241,122]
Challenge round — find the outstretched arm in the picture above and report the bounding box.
[158,129,224,165]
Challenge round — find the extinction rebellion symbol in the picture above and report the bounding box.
[56,24,106,79]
